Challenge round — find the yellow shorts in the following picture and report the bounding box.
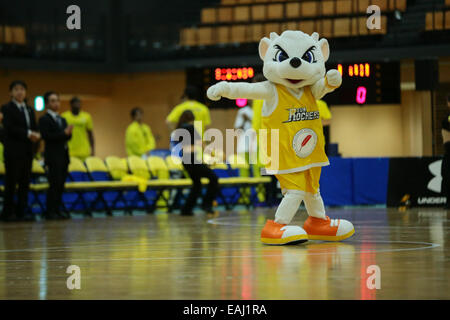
[275,167,322,194]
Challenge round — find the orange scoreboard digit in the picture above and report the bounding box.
[214,67,255,81]
[326,61,400,105]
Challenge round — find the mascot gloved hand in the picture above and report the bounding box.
[207,31,355,245]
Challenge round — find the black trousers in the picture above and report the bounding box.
[2,155,32,218]
[46,161,68,216]
[323,125,330,155]
[182,162,219,214]
[443,142,450,208]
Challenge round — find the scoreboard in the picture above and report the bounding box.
[187,61,400,109]
[324,61,401,105]
[187,66,262,109]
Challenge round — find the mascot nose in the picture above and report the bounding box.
[290,57,302,68]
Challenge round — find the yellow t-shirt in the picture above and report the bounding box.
[125,121,156,157]
[61,111,93,160]
[261,84,329,174]
[316,99,332,120]
[166,100,211,134]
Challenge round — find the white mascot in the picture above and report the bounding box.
[207,31,355,245]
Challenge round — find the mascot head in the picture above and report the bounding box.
[259,30,329,89]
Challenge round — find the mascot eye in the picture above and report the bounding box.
[302,48,316,63]
[275,50,289,62]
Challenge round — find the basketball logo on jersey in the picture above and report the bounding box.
[292,128,317,158]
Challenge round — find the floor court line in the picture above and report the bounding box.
[0,240,440,263]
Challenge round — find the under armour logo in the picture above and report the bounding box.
[427,160,442,193]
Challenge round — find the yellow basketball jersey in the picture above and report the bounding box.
[261,84,329,174]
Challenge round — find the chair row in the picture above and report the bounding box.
[0,153,254,184]
[71,155,178,182]
[0,155,272,216]
[203,0,406,24]
[180,16,387,46]
[68,154,250,182]
[24,174,271,215]
[0,159,46,177]
[425,10,450,31]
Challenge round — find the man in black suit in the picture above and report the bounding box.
[1,80,40,222]
[39,91,73,220]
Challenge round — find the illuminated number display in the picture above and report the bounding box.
[215,67,255,81]
[339,63,370,78]
[356,86,367,104]
[212,67,256,107]
[187,66,261,109]
[325,62,400,105]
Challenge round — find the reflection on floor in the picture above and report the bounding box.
[0,207,448,299]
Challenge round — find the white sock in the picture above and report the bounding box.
[274,190,304,225]
[304,192,327,219]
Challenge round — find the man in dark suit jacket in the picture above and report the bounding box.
[1,80,40,222]
[39,91,73,220]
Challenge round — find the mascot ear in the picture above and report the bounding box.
[319,38,330,62]
[259,37,271,60]
[311,32,320,41]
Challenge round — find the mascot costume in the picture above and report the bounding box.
[207,30,355,245]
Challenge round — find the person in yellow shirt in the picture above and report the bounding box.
[125,107,156,158]
[316,99,332,155]
[166,85,211,135]
[61,97,95,161]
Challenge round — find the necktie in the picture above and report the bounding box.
[56,115,68,149]
[21,105,30,128]
[56,116,63,128]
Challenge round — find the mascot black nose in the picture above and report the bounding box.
[290,57,302,68]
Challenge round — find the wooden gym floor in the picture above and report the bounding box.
[0,207,448,300]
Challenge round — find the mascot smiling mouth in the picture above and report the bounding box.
[286,79,303,84]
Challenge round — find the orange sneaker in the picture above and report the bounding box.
[303,216,355,241]
[261,220,308,245]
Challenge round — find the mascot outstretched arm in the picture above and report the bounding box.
[208,30,355,245]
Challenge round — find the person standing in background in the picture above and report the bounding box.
[317,99,332,155]
[39,91,73,220]
[172,110,218,215]
[234,102,255,204]
[442,95,450,210]
[166,85,211,136]
[1,80,40,222]
[62,97,94,161]
[234,101,255,158]
[125,107,156,158]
